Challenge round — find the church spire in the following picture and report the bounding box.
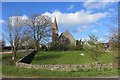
[52,17,59,43]
[53,17,58,31]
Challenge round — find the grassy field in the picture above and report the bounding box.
[2,50,118,78]
[2,64,118,78]
[32,50,118,64]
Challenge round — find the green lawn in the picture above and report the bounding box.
[32,50,118,64]
[2,50,119,78]
[2,64,118,78]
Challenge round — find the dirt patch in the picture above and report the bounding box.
[0,51,12,54]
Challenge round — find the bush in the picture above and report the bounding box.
[83,43,104,62]
[49,42,58,50]
[49,42,70,51]
[83,44,91,51]
[75,44,83,50]
[59,43,69,51]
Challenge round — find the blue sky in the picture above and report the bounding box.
[1,2,118,44]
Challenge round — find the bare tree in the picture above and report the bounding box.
[2,14,52,60]
[2,16,28,60]
[109,26,118,51]
[26,15,52,51]
[106,17,118,51]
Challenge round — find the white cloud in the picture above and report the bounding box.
[0,20,5,24]
[83,2,108,10]
[76,25,88,32]
[92,29,98,33]
[83,0,116,10]
[99,38,103,41]
[67,4,74,10]
[42,10,108,27]
[21,15,28,20]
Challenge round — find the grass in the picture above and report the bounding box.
[2,50,119,78]
[31,50,118,64]
[2,63,118,78]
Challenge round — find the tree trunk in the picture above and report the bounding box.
[11,47,15,61]
[12,46,17,61]
[34,40,40,52]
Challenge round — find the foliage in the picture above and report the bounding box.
[88,34,98,44]
[59,43,68,51]
[75,44,83,50]
[49,42,59,51]
[75,39,83,50]
[109,27,119,51]
[50,42,70,51]
[86,34,105,62]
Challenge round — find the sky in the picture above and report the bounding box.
[1,2,118,45]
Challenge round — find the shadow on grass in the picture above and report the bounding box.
[19,51,37,64]
[33,53,62,61]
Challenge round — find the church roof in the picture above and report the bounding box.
[59,30,76,45]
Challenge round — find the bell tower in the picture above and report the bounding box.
[52,17,58,43]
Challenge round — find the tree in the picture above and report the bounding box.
[88,34,98,45]
[87,34,104,62]
[2,15,28,60]
[2,14,52,60]
[109,27,118,51]
[76,39,83,50]
[104,14,118,51]
[26,15,52,51]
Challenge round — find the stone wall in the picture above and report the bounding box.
[16,51,118,71]
[16,62,118,71]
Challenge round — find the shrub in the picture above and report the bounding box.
[75,44,83,50]
[49,42,59,50]
[49,42,70,51]
[59,43,69,51]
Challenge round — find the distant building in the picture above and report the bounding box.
[52,18,76,48]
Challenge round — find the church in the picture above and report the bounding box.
[52,18,76,48]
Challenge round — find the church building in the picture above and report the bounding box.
[52,18,76,48]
